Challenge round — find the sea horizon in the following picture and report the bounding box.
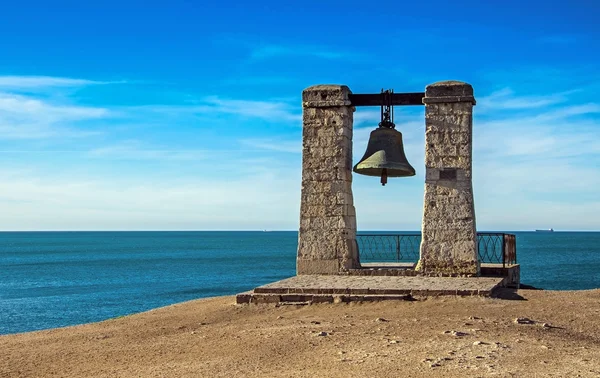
[2,229,600,232]
[2,230,600,335]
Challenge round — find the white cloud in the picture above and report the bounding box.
[0,75,120,89]
[131,96,300,123]
[2,74,599,231]
[87,140,209,161]
[239,138,301,153]
[0,169,301,231]
[0,92,111,139]
[249,44,360,61]
[202,96,300,122]
[477,88,570,111]
[0,75,119,140]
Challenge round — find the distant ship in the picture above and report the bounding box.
[535,228,554,232]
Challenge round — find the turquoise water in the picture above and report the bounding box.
[1,231,599,335]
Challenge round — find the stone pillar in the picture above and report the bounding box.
[297,85,359,275]
[417,81,479,276]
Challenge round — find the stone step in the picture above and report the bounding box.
[236,292,414,305]
[236,275,505,305]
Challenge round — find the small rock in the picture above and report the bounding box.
[375,317,389,322]
[514,317,535,324]
[469,316,482,320]
[422,358,433,363]
[310,321,321,324]
[464,322,473,326]
[541,345,549,349]
[276,316,283,320]
[540,323,551,328]
[443,330,469,337]
[430,363,441,368]
[338,351,346,355]
[190,331,196,335]
[388,340,399,344]
[473,341,487,346]
[475,355,485,359]
[315,331,328,337]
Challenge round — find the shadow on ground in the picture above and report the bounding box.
[493,288,527,300]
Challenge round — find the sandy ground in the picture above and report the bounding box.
[2,288,600,378]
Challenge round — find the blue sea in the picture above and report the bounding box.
[1,231,599,335]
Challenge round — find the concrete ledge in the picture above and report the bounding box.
[236,275,505,304]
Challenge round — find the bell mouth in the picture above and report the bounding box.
[353,148,416,178]
[352,166,416,177]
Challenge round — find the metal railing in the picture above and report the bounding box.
[356,234,421,263]
[356,232,517,268]
[477,233,517,266]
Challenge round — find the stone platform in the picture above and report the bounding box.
[236,275,505,304]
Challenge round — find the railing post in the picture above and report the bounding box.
[514,235,517,264]
[396,235,401,261]
[502,234,506,268]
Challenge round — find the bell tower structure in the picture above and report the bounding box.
[296,81,479,277]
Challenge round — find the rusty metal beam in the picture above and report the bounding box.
[349,92,425,107]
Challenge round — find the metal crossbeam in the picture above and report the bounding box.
[348,92,425,107]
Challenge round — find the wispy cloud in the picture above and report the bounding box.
[0,74,124,140]
[0,167,301,230]
[239,138,300,153]
[221,75,297,86]
[249,44,360,61]
[477,88,571,111]
[0,74,301,143]
[135,96,300,123]
[202,96,300,122]
[0,75,121,89]
[0,91,111,140]
[471,85,600,229]
[87,140,208,161]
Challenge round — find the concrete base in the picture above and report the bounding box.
[481,263,520,289]
[236,275,505,304]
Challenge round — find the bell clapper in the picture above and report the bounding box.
[381,168,388,186]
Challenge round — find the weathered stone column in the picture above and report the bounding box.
[417,81,479,276]
[297,85,359,275]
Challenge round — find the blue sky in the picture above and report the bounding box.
[0,0,598,231]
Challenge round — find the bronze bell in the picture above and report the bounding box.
[353,89,415,185]
[353,127,415,185]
